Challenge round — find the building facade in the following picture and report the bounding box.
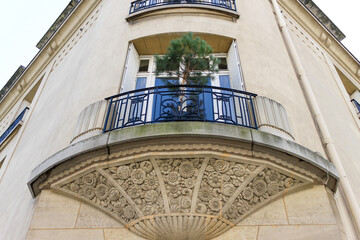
[0,0,360,239]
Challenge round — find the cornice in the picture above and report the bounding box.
[278,0,360,85]
[0,0,100,119]
[28,122,339,197]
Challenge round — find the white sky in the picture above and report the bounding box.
[0,0,359,90]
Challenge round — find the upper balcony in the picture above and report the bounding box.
[127,0,239,21]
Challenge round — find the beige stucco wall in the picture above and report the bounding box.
[0,0,358,239]
[26,186,343,240]
[285,12,360,207]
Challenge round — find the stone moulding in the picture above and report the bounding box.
[28,122,339,239]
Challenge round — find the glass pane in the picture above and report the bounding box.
[218,57,228,70]
[138,59,150,72]
[135,77,147,90]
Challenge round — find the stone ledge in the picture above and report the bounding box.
[28,122,339,197]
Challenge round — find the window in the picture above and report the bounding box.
[0,157,4,170]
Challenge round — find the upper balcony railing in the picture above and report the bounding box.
[104,85,257,132]
[352,99,360,114]
[0,107,28,146]
[129,0,237,15]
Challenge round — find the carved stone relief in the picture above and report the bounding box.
[52,154,311,240]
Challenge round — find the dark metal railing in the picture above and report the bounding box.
[104,85,257,132]
[129,0,237,14]
[0,107,29,145]
[351,99,360,114]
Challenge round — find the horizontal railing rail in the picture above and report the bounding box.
[0,107,29,145]
[104,85,257,132]
[351,99,360,114]
[129,0,237,14]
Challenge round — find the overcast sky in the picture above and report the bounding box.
[0,0,359,90]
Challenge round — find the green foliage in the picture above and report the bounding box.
[155,32,219,85]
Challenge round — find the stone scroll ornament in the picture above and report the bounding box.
[52,157,310,240]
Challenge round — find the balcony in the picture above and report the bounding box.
[28,87,340,240]
[103,85,257,132]
[129,0,237,14]
[0,107,28,146]
[351,99,360,115]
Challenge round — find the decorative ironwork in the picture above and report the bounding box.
[129,0,237,15]
[351,99,360,114]
[0,107,29,145]
[104,85,257,132]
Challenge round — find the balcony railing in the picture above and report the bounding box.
[352,99,360,114]
[104,85,257,132]
[129,0,237,14]
[0,107,29,145]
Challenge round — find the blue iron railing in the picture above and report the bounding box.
[352,99,360,114]
[129,0,237,14]
[0,107,29,145]
[104,85,257,132]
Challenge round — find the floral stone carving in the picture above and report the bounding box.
[52,156,311,240]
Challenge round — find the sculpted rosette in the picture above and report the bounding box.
[95,184,109,201]
[143,175,159,190]
[226,205,239,220]
[265,169,281,183]
[242,187,254,200]
[82,173,97,186]
[145,190,159,203]
[212,160,230,173]
[198,184,213,201]
[142,205,155,215]
[178,196,192,210]
[167,185,181,198]
[209,198,221,211]
[223,183,235,197]
[131,169,146,184]
[117,166,131,180]
[184,178,196,189]
[140,161,153,173]
[267,182,280,195]
[179,161,195,178]
[83,186,95,199]
[253,180,267,196]
[123,205,136,220]
[233,164,246,177]
[167,172,180,186]
[208,172,222,188]
[160,162,172,175]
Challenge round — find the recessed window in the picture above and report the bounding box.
[218,57,228,70]
[139,59,150,72]
[0,157,5,170]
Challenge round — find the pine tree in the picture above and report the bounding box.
[155,32,219,86]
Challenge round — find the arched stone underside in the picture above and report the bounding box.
[42,143,318,240]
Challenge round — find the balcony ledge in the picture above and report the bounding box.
[28,121,338,198]
[126,3,240,22]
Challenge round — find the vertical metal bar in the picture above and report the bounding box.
[103,98,113,132]
[144,89,150,124]
[233,90,238,125]
[122,93,130,128]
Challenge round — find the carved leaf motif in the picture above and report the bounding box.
[61,170,138,223]
[105,160,165,216]
[157,158,204,213]
[223,168,303,222]
[196,159,258,215]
